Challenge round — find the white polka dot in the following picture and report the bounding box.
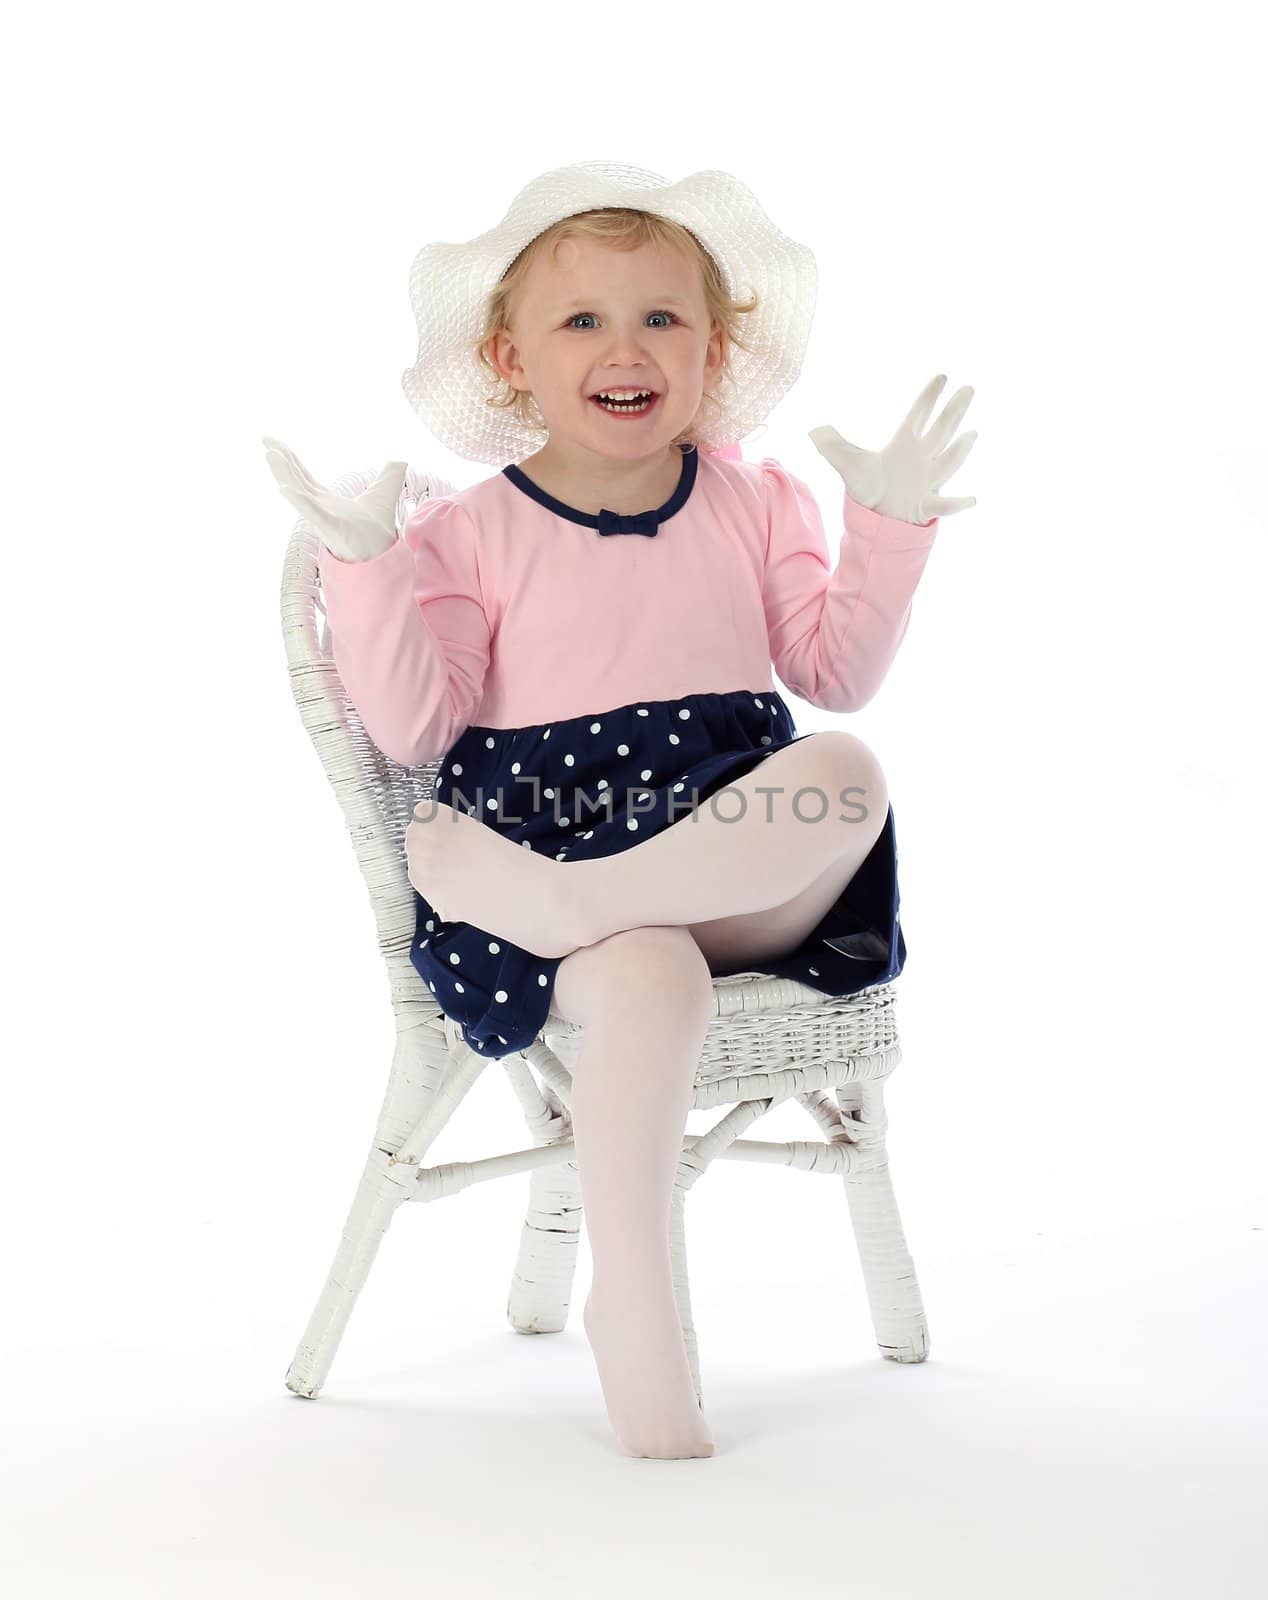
[454,981,464,993]
[808,967,820,977]
[617,744,629,756]
[754,697,763,708]
[640,769,653,781]
[488,941,500,953]
[668,734,680,745]
[521,840,532,849]
[544,787,554,798]
[636,708,649,717]
[583,830,594,839]
[597,778,608,790]
[678,708,691,720]
[494,989,508,1003]
[626,818,639,830]
[425,919,435,931]
[673,782,685,792]
[761,736,772,745]
[558,816,570,827]
[537,973,548,986]
[486,797,498,809]
[428,981,436,992]
[511,762,521,774]
[590,721,602,733]
[418,938,428,949]
[543,728,551,739]
[770,704,777,715]
[485,736,495,749]
[564,753,575,766]
[449,953,461,965]
[452,763,463,775]
[497,1035,507,1045]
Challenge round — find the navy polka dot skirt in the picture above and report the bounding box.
[410,688,906,1059]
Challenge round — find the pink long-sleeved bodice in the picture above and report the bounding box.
[316,447,940,769]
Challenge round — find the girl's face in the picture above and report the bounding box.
[488,235,725,460]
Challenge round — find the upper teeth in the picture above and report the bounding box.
[596,389,651,400]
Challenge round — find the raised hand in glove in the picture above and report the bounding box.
[262,436,406,563]
[808,373,978,526]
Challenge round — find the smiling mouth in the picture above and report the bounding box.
[589,392,659,416]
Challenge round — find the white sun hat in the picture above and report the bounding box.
[400,159,818,467]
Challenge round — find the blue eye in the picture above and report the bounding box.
[566,310,680,330]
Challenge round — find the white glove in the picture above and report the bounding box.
[808,373,978,525]
[262,436,406,563]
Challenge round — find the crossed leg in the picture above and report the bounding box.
[408,731,890,962]
[545,734,891,1460]
[573,730,890,950]
[685,840,872,975]
[553,823,877,1461]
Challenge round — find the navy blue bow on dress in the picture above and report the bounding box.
[596,507,661,538]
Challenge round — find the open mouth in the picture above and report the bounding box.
[589,391,660,418]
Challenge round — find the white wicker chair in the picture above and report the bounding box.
[281,462,931,1406]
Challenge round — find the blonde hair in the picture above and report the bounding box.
[473,207,759,450]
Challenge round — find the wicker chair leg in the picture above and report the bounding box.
[835,1079,930,1364]
[285,1143,420,1398]
[506,1158,584,1334]
[668,1182,704,1408]
[286,1014,487,1397]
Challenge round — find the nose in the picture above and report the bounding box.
[600,323,656,371]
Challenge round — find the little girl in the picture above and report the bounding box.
[265,160,976,1461]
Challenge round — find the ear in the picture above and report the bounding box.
[485,328,528,392]
[703,321,726,388]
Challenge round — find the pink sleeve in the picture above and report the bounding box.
[316,497,491,767]
[760,457,940,712]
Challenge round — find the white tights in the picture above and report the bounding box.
[550,731,890,1458]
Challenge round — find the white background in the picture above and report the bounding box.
[4,0,1265,1594]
